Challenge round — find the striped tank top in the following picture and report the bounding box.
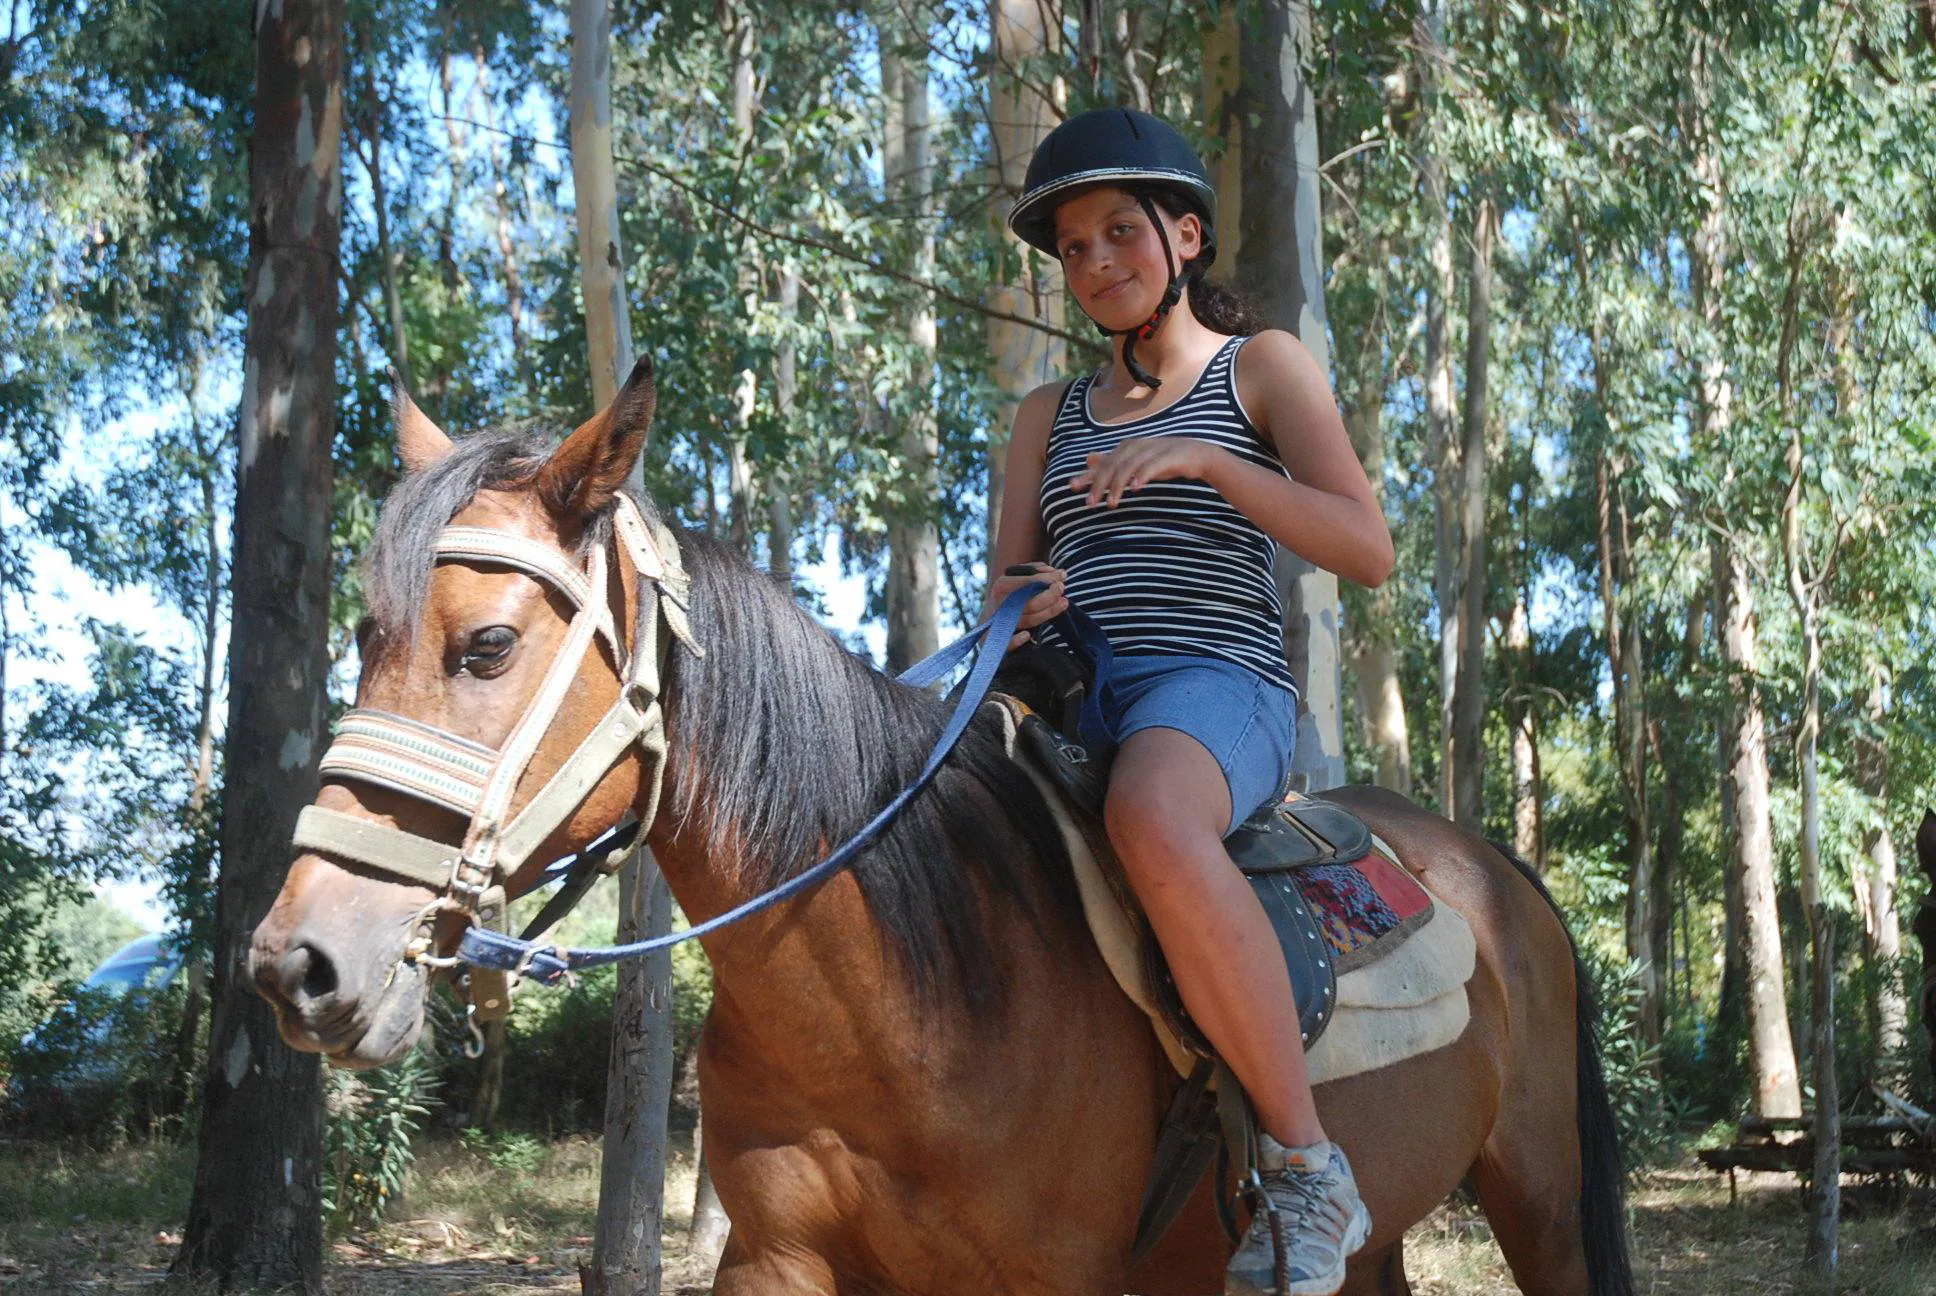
[1036,335,1297,693]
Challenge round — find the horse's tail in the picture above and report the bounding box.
[1491,843,1635,1296]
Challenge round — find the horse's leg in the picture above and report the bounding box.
[1338,1240,1410,1296]
[710,1233,835,1296]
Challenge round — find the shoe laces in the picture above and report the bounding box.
[1262,1155,1346,1239]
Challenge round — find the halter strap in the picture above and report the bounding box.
[454,581,1047,982]
[292,493,688,1020]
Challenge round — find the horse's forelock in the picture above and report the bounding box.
[363,425,641,644]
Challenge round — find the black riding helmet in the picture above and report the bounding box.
[1007,108,1218,389]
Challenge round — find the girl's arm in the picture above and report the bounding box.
[982,381,1070,633]
[1220,330,1394,588]
[1066,334,1394,587]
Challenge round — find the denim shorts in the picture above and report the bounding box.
[1103,653,1298,836]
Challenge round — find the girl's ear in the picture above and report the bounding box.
[1175,210,1204,262]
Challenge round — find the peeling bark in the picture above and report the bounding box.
[986,0,1063,570]
[174,1,341,1286]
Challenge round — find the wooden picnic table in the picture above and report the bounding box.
[1698,1101,1936,1203]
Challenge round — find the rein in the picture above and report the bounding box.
[291,493,1041,1015]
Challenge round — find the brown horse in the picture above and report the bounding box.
[251,365,1632,1296]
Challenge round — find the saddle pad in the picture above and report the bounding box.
[988,703,1476,1085]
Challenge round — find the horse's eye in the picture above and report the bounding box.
[461,626,518,677]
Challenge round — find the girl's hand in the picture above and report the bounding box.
[1068,437,1225,508]
[987,562,1068,650]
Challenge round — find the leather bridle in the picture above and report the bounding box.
[290,493,698,1021]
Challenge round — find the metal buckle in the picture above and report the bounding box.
[446,854,494,906]
[400,892,469,970]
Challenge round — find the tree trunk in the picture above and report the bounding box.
[1599,455,1657,1047]
[986,0,1063,570]
[1416,0,1459,816]
[569,6,672,1293]
[1340,353,1411,797]
[173,1,341,1286]
[1717,541,1802,1117]
[1506,591,1539,866]
[472,1018,506,1132]
[882,25,939,672]
[1857,670,1907,1059]
[769,261,799,588]
[688,1140,731,1269]
[727,11,759,558]
[582,864,677,1296]
[353,37,410,392]
[570,0,635,409]
[1806,906,1841,1276]
[476,47,525,353]
[1652,719,1682,1019]
[1450,198,1493,829]
[1236,0,1343,793]
[190,407,224,816]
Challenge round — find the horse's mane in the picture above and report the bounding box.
[364,427,1081,1015]
[667,530,1080,1012]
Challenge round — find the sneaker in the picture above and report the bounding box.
[1224,1135,1372,1296]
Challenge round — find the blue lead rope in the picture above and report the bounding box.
[454,582,1048,984]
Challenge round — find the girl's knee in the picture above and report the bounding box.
[1105,787,1220,875]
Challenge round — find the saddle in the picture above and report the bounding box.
[991,643,1461,1063]
[988,642,1477,1263]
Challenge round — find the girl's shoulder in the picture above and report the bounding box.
[1010,377,1083,459]
[1232,329,1331,436]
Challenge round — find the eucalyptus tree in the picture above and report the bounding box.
[0,0,248,1072]
[173,0,343,1286]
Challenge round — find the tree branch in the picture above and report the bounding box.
[439,114,1088,347]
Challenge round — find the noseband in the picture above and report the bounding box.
[291,494,699,1019]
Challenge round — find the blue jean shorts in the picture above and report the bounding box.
[1102,653,1298,836]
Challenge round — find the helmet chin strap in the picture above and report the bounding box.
[1089,194,1194,392]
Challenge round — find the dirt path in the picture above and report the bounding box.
[4,1139,1932,1294]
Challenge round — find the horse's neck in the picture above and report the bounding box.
[652,830,960,1107]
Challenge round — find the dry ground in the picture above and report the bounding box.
[1,1135,1931,1293]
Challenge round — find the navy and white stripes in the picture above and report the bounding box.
[1036,335,1298,694]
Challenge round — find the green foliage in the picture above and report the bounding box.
[4,979,203,1142]
[1582,949,1681,1169]
[459,1126,547,1174]
[323,1043,440,1235]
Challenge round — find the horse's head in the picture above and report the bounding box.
[251,360,669,1067]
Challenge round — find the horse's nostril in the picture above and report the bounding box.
[280,943,340,1005]
[299,944,339,999]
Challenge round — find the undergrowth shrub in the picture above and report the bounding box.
[1581,949,1679,1170]
[323,1041,439,1234]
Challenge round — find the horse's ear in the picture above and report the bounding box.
[538,355,656,517]
[392,372,454,473]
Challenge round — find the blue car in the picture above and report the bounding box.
[8,933,197,1134]
[77,933,184,996]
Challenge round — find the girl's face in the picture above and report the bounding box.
[1051,186,1202,332]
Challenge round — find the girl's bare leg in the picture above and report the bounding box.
[1105,726,1324,1146]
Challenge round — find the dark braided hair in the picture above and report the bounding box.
[1130,184,1267,338]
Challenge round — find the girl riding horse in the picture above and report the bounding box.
[985,108,1392,1296]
